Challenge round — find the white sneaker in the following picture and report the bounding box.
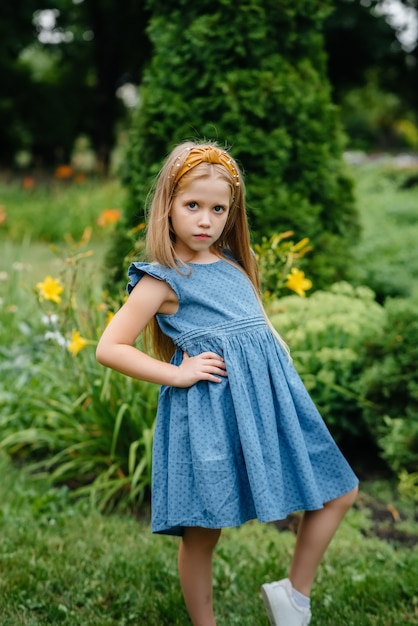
[261,578,312,626]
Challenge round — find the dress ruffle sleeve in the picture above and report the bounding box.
[127,262,180,301]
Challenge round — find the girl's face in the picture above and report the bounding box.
[169,174,231,262]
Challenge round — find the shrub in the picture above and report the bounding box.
[108,0,359,292]
[357,297,418,474]
[269,282,385,453]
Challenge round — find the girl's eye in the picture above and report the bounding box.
[213,206,225,214]
[188,202,198,209]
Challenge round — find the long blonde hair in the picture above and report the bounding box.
[142,139,288,361]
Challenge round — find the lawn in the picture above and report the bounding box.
[0,454,417,625]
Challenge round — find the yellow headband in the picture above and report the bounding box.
[172,146,240,187]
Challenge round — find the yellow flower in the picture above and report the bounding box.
[36,276,64,303]
[285,268,312,297]
[106,311,115,326]
[67,330,88,357]
[132,222,146,234]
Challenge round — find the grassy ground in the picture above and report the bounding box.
[351,161,418,299]
[0,176,122,284]
[0,454,417,625]
[0,176,126,244]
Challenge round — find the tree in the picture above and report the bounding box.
[324,0,418,149]
[0,1,50,165]
[115,0,359,289]
[325,0,405,97]
[0,0,151,170]
[3,1,417,169]
[63,0,151,170]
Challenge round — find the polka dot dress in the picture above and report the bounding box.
[128,260,358,536]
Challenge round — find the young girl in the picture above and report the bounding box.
[96,140,358,626]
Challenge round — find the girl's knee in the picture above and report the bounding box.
[333,484,359,510]
[182,527,221,552]
[347,484,359,505]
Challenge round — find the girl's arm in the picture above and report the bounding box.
[96,274,226,388]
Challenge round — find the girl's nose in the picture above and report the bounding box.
[198,211,211,227]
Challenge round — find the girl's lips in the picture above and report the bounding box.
[194,234,211,239]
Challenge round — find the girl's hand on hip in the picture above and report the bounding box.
[174,352,227,387]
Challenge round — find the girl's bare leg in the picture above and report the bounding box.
[289,486,359,596]
[178,526,221,626]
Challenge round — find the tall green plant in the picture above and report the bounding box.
[0,233,158,512]
[108,0,359,291]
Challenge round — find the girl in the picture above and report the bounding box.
[96,140,358,626]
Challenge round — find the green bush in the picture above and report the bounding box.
[109,0,359,292]
[269,282,385,449]
[269,286,418,476]
[357,297,418,473]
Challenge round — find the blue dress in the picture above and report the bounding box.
[127,259,358,536]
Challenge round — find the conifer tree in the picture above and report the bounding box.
[112,0,359,289]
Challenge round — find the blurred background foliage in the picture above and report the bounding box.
[1,0,418,509]
[3,0,418,289]
[1,0,417,171]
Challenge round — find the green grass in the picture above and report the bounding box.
[0,454,417,625]
[0,236,109,288]
[0,177,126,243]
[0,176,125,285]
[352,162,418,299]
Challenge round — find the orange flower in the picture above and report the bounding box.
[0,206,6,225]
[54,165,73,179]
[97,208,122,227]
[74,173,86,184]
[22,177,35,190]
